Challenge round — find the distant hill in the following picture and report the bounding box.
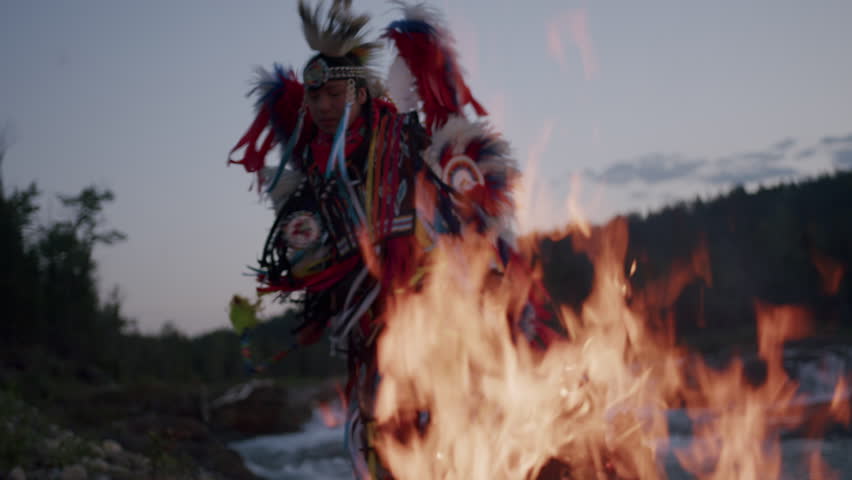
[539,170,852,352]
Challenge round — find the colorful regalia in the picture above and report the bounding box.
[227,1,562,477]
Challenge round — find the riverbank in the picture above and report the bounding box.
[1,389,228,480]
[1,378,343,479]
[3,338,849,479]
[1,347,342,479]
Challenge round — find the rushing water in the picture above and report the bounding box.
[231,346,852,480]
[230,410,349,480]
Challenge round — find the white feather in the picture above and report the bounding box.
[437,117,517,180]
[427,115,520,228]
[299,1,373,57]
[386,56,419,112]
[393,1,445,29]
[298,1,386,97]
[262,167,305,212]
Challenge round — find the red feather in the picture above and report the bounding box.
[386,26,486,133]
[228,70,306,189]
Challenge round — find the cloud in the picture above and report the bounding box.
[772,137,796,152]
[703,152,797,185]
[795,147,817,160]
[701,138,805,185]
[547,9,599,80]
[703,165,799,185]
[586,153,704,185]
[717,138,796,166]
[721,150,786,164]
[821,133,852,147]
[587,133,849,188]
[791,130,852,165]
[834,150,852,169]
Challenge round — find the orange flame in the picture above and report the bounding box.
[674,303,811,479]
[374,220,675,478]
[565,174,592,238]
[830,376,850,427]
[547,10,600,80]
[317,383,348,429]
[547,21,569,72]
[811,249,845,296]
[317,401,343,428]
[516,121,556,233]
[809,452,839,480]
[368,210,847,478]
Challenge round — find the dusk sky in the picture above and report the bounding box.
[2,0,851,335]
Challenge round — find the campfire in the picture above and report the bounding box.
[370,216,849,479]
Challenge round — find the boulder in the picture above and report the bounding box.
[60,464,87,480]
[209,379,312,438]
[107,414,258,480]
[7,466,26,480]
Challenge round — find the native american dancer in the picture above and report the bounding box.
[227,2,562,477]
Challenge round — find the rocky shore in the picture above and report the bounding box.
[4,342,846,479]
[1,377,342,480]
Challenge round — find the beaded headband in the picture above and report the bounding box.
[303,57,368,89]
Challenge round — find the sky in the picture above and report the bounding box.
[1,0,851,336]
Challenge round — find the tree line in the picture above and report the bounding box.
[541,171,852,351]
[0,169,343,393]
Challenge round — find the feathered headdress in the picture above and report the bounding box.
[298,0,385,97]
[384,2,487,132]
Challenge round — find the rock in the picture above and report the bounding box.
[60,464,87,480]
[7,466,26,480]
[107,414,258,480]
[124,451,151,470]
[210,379,311,437]
[43,437,61,451]
[89,442,104,457]
[98,463,137,480]
[84,456,110,471]
[103,439,122,454]
[198,470,217,480]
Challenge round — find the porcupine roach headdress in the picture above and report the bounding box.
[298,0,384,96]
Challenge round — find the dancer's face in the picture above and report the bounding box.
[305,80,366,135]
